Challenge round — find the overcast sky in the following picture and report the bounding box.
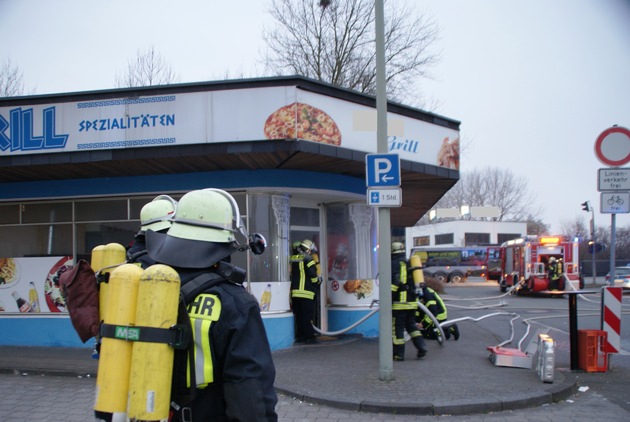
[1,0,630,234]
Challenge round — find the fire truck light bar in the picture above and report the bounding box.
[539,236,561,245]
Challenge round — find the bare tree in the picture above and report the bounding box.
[0,59,27,97]
[115,46,179,88]
[526,215,549,236]
[262,0,439,104]
[560,216,589,241]
[422,167,543,224]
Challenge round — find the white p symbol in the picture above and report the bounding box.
[374,158,392,184]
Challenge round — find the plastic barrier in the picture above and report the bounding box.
[578,329,607,372]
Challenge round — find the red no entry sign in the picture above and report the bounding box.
[594,126,630,166]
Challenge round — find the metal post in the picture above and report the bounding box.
[568,293,579,370]
[610,214,616,284]
[375,0,393,381]
[590,207,595,285]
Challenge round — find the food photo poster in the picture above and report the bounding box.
[0,256,73,314]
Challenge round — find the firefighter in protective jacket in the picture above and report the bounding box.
[147,188,277,422]
[391,242,427,360]
[416,284,460,341]
[548,257,560,291]
[290,239,321,344]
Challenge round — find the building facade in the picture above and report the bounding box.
[406,219,527,253]
[0,76,460,350]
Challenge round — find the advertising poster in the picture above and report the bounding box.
[0,256,73,314]
[250,281,290,314]
[327,234,378,306]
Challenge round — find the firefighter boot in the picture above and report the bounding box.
[412,337,427,358]
[443,327,451,340]
[450,324,460,341]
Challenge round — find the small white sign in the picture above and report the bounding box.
[598,168,630,191]
[367,188,402,207]
[601,192,630,214]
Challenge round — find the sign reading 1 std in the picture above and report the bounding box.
[367,187,402,207]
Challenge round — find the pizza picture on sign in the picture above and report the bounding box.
[264,102,342,146]
[437,137,460,170]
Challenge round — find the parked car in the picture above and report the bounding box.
[605,266,630,288]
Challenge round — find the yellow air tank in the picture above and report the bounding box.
[127,264,181,422]
[94,263,143,421]
[91,243,127,323]
[410,254,425,286]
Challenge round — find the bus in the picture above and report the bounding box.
[410,246,501,283]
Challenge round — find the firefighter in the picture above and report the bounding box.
[548,257,560,291]
[126,195,177,268]
[416,282,460,341]
[290,239,321,344]
[391,242,427,360]
[146,188,278,421]
[556,257,564,289]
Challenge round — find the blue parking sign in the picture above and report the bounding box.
[366,154,400,187]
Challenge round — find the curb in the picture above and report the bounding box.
[275,369,579,416]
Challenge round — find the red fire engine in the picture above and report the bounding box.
[498,235,584,294]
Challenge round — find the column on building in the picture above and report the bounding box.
[350,203,373,279]
[272,194,291,283]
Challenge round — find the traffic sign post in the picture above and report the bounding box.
[594,126,630,286]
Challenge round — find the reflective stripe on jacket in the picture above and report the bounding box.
[290,253,319,300]
[188,292,221,387]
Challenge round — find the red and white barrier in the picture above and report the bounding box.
[601,286,622,354]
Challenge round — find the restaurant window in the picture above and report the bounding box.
[75,199,128,222]
[0,204,20,224]
[21,202,73,224]
[0,224,73,257]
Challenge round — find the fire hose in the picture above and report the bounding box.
[312,300,447,344]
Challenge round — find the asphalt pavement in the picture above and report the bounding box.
[0,280,628,420]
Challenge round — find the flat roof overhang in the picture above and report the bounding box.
[0,76,460,226]
[0,139,458,227]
